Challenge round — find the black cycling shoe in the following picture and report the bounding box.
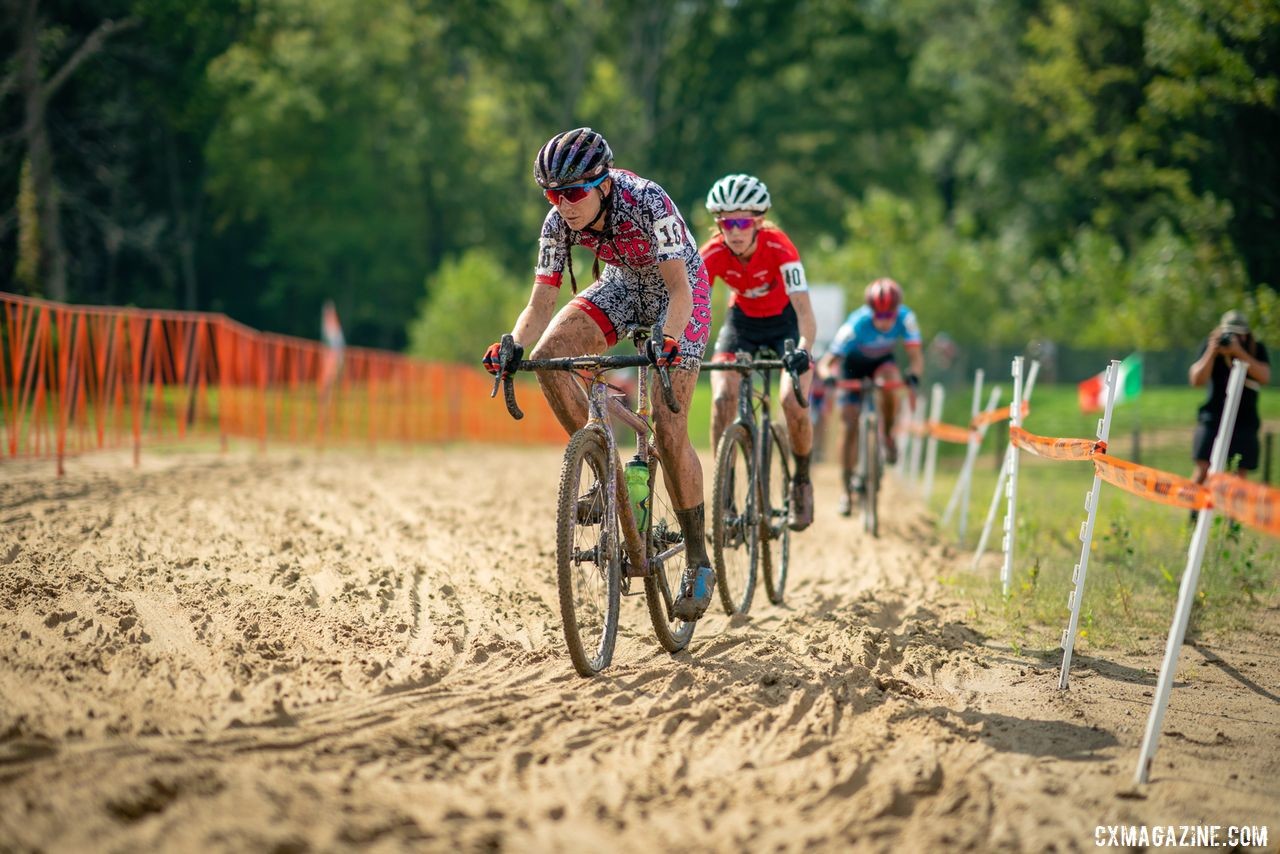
[788,479,814,531]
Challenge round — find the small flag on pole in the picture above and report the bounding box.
[1078,353,1143,413]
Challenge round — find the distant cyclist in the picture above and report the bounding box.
[817,278,924,516]
[482,127,718,621]
[700,174,817,530]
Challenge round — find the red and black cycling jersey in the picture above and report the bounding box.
[699,227,808,319]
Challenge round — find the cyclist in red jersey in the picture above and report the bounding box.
[483,128,718,621]
[700,174,817,530]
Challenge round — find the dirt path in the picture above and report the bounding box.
[1,447,1277,852]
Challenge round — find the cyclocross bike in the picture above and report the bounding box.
[701,342,807,615]
[835,377,910,538]
[491,327,693,677]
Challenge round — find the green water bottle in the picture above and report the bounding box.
[624,455,649,531]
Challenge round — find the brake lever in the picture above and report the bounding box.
[495,334,524,421]
[648,324,680,413]
[783,339,809,409]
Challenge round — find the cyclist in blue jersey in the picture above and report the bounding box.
[817,278,925,516]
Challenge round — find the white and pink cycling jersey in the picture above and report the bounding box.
[534,169,711,366]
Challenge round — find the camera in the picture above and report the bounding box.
[1218,332,1235,347]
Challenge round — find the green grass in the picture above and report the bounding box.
[930,453,1280,657]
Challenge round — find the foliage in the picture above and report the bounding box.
[1,0,1277,355]
[407,249,527,362]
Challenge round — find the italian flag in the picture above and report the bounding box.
[1078,353,1143,413]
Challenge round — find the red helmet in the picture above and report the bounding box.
[865,278,902,316]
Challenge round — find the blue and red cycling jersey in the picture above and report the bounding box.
[828,305,922,359]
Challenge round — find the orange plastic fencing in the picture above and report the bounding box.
[1,291,565,473]
[906,401,1030,443]
[972,400,1029,428]
[927,421,977,444]
[1009,426,1102,461]
[1008,423,1277,538]
[1091,453,1212,511]
[1207,475,1280,537]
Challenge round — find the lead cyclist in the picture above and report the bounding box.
[482,127,718,622]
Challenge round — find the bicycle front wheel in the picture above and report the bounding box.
[862,414,880,538]
[760,422,792,605]
[645,449,696,652]
[711,423,758,615]
[556,427,621,677]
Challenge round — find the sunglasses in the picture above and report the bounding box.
[544,173,608,205]
[716,217,758,231]
[873,311,897,321]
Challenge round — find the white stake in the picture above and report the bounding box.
[922,383,945,503]
[1000,357,1024,597]
[1058,360,1122,689]
[908,392,927,485]
[942,386,1002,539]
[960,370,984,538]
[1135,360,1248,785]
[973,361,1040,570]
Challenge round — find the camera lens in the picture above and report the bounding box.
[1218,333,1233,346]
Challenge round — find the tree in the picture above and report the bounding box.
[406,248,527,362]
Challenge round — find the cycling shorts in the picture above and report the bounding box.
[839,351,898,406]
[712,303,800,362]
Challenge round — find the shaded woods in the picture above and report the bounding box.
[2,0,1277,355]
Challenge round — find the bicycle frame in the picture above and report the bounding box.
[496,343,684,582]
[586,364,687,579]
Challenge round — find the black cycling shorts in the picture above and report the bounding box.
[713,303,799,361]
[838,351,897,406]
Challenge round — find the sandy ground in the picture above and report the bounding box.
[1,445,1277,852]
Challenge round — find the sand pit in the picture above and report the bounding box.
[1,446,1277,851]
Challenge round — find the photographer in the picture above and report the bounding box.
[1188,310,1270,485]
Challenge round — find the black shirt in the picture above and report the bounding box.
[1196,337,1269,429]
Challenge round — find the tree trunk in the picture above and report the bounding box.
[18,0,70,301]
[166,127,201,310]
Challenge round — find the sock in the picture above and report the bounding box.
[793,452,811,482]
[676,503,709,567]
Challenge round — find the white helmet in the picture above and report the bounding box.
[705,173,771,213]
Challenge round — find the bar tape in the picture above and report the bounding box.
[1091,453,1212,510]
[1009,426,1103,461]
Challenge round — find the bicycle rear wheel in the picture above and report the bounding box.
[711,423,758,615]
[645,449,696,652]
[556,427,621,677]
[862,414,880,538]
[760,422,792,605]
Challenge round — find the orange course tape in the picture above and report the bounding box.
[1207,474,1280,537]
[929,421,976,444]
[1090,453,1212,510]
[1009,426,1101,461]
[971,400,1030,428]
